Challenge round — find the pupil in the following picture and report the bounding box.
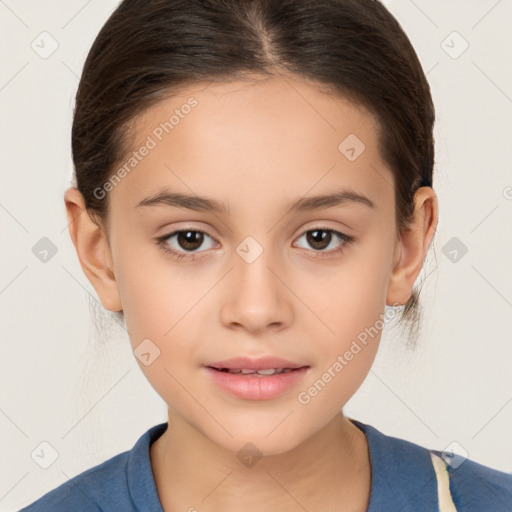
[178,231,203,251]
[308,229,330,250]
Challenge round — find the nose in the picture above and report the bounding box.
[219,243,293,334]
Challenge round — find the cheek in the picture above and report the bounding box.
[297,245,393,407]
[297,287,385,419]
[112,247,212,392]
[113,240,197,341]
[309,248,393,338]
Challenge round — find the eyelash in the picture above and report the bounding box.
[155,227,354,262]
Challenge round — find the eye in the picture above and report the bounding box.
[156,226,354,262]
[294,227,354,257]
[156,229,217,261]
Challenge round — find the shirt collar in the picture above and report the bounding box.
[349,418,438,511]
[128,419,438,511]
[128,422,167,511]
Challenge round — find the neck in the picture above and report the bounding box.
[150,410,371,512]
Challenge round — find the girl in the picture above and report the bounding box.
[20,0,512,510]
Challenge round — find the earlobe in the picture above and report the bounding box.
[64,187,123,312]
[386,187,438,306]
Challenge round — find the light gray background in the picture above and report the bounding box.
[1,0,511,510]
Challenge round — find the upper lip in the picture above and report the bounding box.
[206,356,308,370]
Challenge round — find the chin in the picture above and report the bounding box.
[224,433,303,460]
[203,416,309,459]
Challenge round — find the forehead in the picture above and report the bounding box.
[109,74,392,213]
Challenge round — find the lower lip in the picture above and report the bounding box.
[204,367,309,400]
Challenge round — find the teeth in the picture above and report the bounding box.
[223,368,294,375]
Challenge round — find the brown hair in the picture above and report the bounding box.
[71,0,436,347]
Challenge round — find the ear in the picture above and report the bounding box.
[386,187,438,306]
[64,187,123,312]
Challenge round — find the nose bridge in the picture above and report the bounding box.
[234,233,281,302]
[220,233,291,331]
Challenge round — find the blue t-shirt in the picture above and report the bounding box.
[19,418,512,511]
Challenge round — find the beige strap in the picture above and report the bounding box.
[430,451,458,512]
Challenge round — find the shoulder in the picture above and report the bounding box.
[19,422,167,512]
[429,448,512,511]
[351,419,512,511]
[19,450,129,511]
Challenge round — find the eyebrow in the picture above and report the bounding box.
[135,188,375,214]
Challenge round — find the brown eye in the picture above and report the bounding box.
[306,229,333,250]
[176,230,205,251]
[294,227,354,256]
[157,229,217,259]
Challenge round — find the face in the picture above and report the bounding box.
[88,74,405,454]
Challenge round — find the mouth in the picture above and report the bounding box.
[204,356,310,400]
[208,367,306,376]
[205,355,307,372]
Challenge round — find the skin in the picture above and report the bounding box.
[64,73,438,511]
